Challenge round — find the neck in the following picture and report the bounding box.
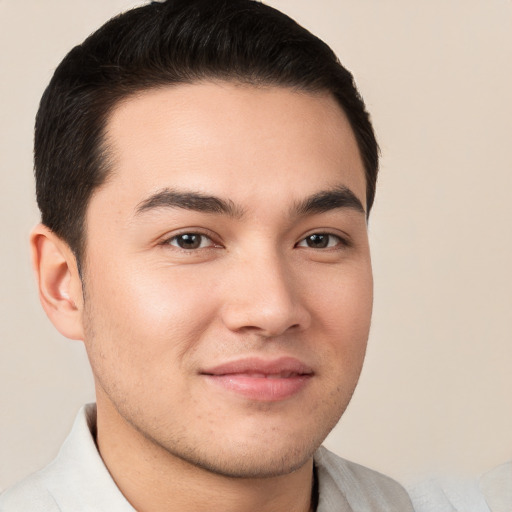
[95,396,315,512]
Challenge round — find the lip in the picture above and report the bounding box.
[201,357,313,402]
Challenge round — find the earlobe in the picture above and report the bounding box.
[30,224,85,341]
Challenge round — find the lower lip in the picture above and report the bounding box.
[203,374,311,401]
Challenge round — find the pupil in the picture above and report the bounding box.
[307,234,328,248]
[178,234,200,249]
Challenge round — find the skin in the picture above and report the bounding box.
[32,82,373,512]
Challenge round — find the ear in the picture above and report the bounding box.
[30,224,85,340]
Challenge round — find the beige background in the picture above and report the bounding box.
[1,0,511,491]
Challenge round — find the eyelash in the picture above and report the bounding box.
[162,231,219,251]
[295,233,349,250]
[161,231,349,251]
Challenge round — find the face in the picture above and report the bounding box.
[81,82,373,478]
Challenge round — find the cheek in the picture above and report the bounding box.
[81,258,222,373]
[309,261,373,332]
[307,262,372,374]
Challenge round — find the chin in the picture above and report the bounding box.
[170,440,317,479]
[157,415,338,479]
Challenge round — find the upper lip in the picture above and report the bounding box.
[201,357,313,377]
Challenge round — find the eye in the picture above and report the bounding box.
[167,233,215,250]
[297,233,344,249]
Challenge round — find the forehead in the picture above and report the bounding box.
[98,81,366,212]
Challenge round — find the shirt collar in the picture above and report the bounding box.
[44,403,135,511]
[47,404,361,511]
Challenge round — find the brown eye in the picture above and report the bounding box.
[297,233,342,249]
[169,233,211,250]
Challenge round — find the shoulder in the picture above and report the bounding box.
[314,446,413,511]
[408,473,492,512]
[407,461,512,512]
[479,461,512,512]
[1,404,134,512]
[0,464,61,512]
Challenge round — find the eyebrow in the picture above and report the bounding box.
[134,185,365,219]
[135,188,244,218]
[293,186,365,216]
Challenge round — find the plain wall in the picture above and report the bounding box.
[1,0,511,491]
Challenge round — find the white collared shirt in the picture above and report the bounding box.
[0,404,413,511]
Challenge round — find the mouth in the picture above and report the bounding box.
[200,357,313,402]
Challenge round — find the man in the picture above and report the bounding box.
[0,0,413,510]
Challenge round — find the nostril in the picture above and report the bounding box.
[221,306,310,337]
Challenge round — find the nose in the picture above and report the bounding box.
[220,252,311,337]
